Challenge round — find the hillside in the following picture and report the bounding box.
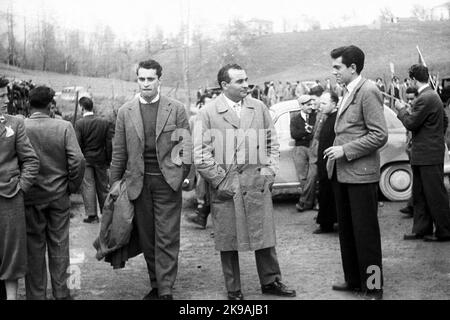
[153,19,450,87]
[1,18,449,106]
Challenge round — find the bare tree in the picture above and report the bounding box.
[411,4,429,21]
[6,2,17,66]
[379,7,395,22]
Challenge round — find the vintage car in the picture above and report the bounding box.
[269,100,450,201]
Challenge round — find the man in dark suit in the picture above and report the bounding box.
[110,59,191,300]
[314,91,339,234]
[324,45,388,300]
[290,94,317,211]
[75,97,113,223]
[395,64,450,242]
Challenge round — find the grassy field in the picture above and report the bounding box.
[1,18,449,117]
[151,19,450,87]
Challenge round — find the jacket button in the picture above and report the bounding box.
[239,170,243,174]
[243,191,247,196]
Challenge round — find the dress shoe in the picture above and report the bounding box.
[296,203,306,212]
[143,288,159,300]
[423,235,450,242]
[83,216,99,224]
[399,206,413,214]
[403,233,425,240]
[313,225,335,234]
[261,280,296,297]
[159,294,173,300]
[332,282,361,292]
[360,289,383,300]
[227,290,244,300]
[185,213,207,229]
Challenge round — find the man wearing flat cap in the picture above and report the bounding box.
[24,86,85,300]
[290,94,317,211]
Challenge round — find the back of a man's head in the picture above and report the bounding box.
[408,64,429,83]
[29,86,55,109]
[330,45,365,74]
[79,97,94,112]
[0,77,9,89]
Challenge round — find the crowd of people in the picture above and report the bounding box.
[1,44,449,301]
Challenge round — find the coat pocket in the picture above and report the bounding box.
[163,124,177,132]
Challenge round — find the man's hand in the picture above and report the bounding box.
[394,100,407,112]
[324,146,345,161]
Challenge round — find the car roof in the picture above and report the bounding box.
[270,100,405,131]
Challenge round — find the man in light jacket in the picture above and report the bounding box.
[194,63,296,300]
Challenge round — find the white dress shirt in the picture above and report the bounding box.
[338,75,362,117]
[223,94,242,119]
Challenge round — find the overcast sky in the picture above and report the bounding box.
[1,0,446,40]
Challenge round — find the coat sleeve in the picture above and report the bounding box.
[110,107,127,184]
[74,120,84,151]
[342,86,388,161]
[193,108,227,188]
[175,103,192,178]
[105,120,114,166]
[262,105,280,176]
[16,119,40,193]
[397,95,429,132]
[65,123,86,193]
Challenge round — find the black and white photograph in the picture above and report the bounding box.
[1,0,450,308]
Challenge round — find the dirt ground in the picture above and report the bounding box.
[16,191,450,300]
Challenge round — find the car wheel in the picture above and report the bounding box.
[379,163,412,201]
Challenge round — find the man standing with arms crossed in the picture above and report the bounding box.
[194,63,296,300]
[110,59,191,300]
[324,45,388,300]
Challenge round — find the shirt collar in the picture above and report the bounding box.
[83,111,94,117]
[30,111,50,118]
[223,94,242,110]
[139,92,160,104]
[345,75,362,96]
[418,84,429,94]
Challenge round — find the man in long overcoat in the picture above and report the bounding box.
[193,63,296,300]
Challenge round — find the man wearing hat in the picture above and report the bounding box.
[24,86,85,300]
[290,94,317,211]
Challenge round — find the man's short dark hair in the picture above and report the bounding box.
[136,59,162,78]
[0,77,9,88]
[217,64,243,89]
[29,86,55,109]
[329,91,339,105]
[408,64,429,83]
[310,85,324,97]
[330,45,365,74]
[79,96,94,111]
[406,87,418,96]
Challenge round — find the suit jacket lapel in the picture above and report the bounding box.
[217,95,240,129]
[337,78,366,121]
[129,97,144,143]
[156,96,173,140]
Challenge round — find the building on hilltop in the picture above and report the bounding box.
[246,19,274,36]
[431,2,450,20]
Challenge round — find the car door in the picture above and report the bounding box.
[273,110,300,189]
